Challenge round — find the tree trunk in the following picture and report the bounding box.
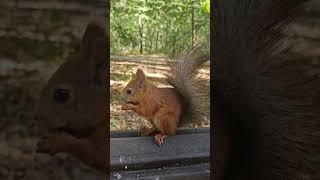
[155,31,159,53]
[139,23,143,54]
[191,1,196,47]
[149,29,155,53]
[172,33,176,55]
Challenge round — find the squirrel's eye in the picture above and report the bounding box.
[53,89,70,103]
[127,89,132,95]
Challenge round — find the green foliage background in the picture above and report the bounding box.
[111,0,210,55]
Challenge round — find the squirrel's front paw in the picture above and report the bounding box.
[36,133,75,155]
[121,103,136,111]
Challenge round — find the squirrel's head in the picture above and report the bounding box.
[33,22,107,138]
[122,69,147,104]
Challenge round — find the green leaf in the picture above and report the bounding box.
[202,0,210,14]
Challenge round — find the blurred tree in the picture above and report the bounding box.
[111,0,210,55]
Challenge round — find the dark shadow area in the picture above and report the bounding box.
[0,1,107,179]
[212,0,320,179]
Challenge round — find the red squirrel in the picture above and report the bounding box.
[122,48,210,145]
[34,22,108,172]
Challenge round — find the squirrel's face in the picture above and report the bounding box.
[122,69,146,104]
[33,22,107,138]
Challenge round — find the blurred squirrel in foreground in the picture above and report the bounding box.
[33,22,108,172]
[122,48,210,145]
[213,0,319,179]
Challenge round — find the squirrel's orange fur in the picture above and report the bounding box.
[122,47,210,145]
[122,69,184,145]
[34,22,107,172]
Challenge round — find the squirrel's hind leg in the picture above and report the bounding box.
[154,134,167,146]
[138,125,157,136]
[154,113,178,146]
[138,118,158,136]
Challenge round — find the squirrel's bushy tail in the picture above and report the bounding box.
[214,0,319,179]
[164,47,210,126]
[213,0,311,118]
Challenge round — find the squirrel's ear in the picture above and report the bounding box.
[136,69,145,79]
[81,22,106,57]
[81,22,107,86]
[135,69,145,88]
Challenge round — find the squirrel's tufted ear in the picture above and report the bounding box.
[81,22,106,57]
[81,22,107,86]
[136,69,145,79]
[82,22,105,44]
[135,69,145,88]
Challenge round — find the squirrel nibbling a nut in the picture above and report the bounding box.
[33,22,108,172]
[121,48,210,146]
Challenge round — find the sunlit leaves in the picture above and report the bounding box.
[111,0,209,54]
